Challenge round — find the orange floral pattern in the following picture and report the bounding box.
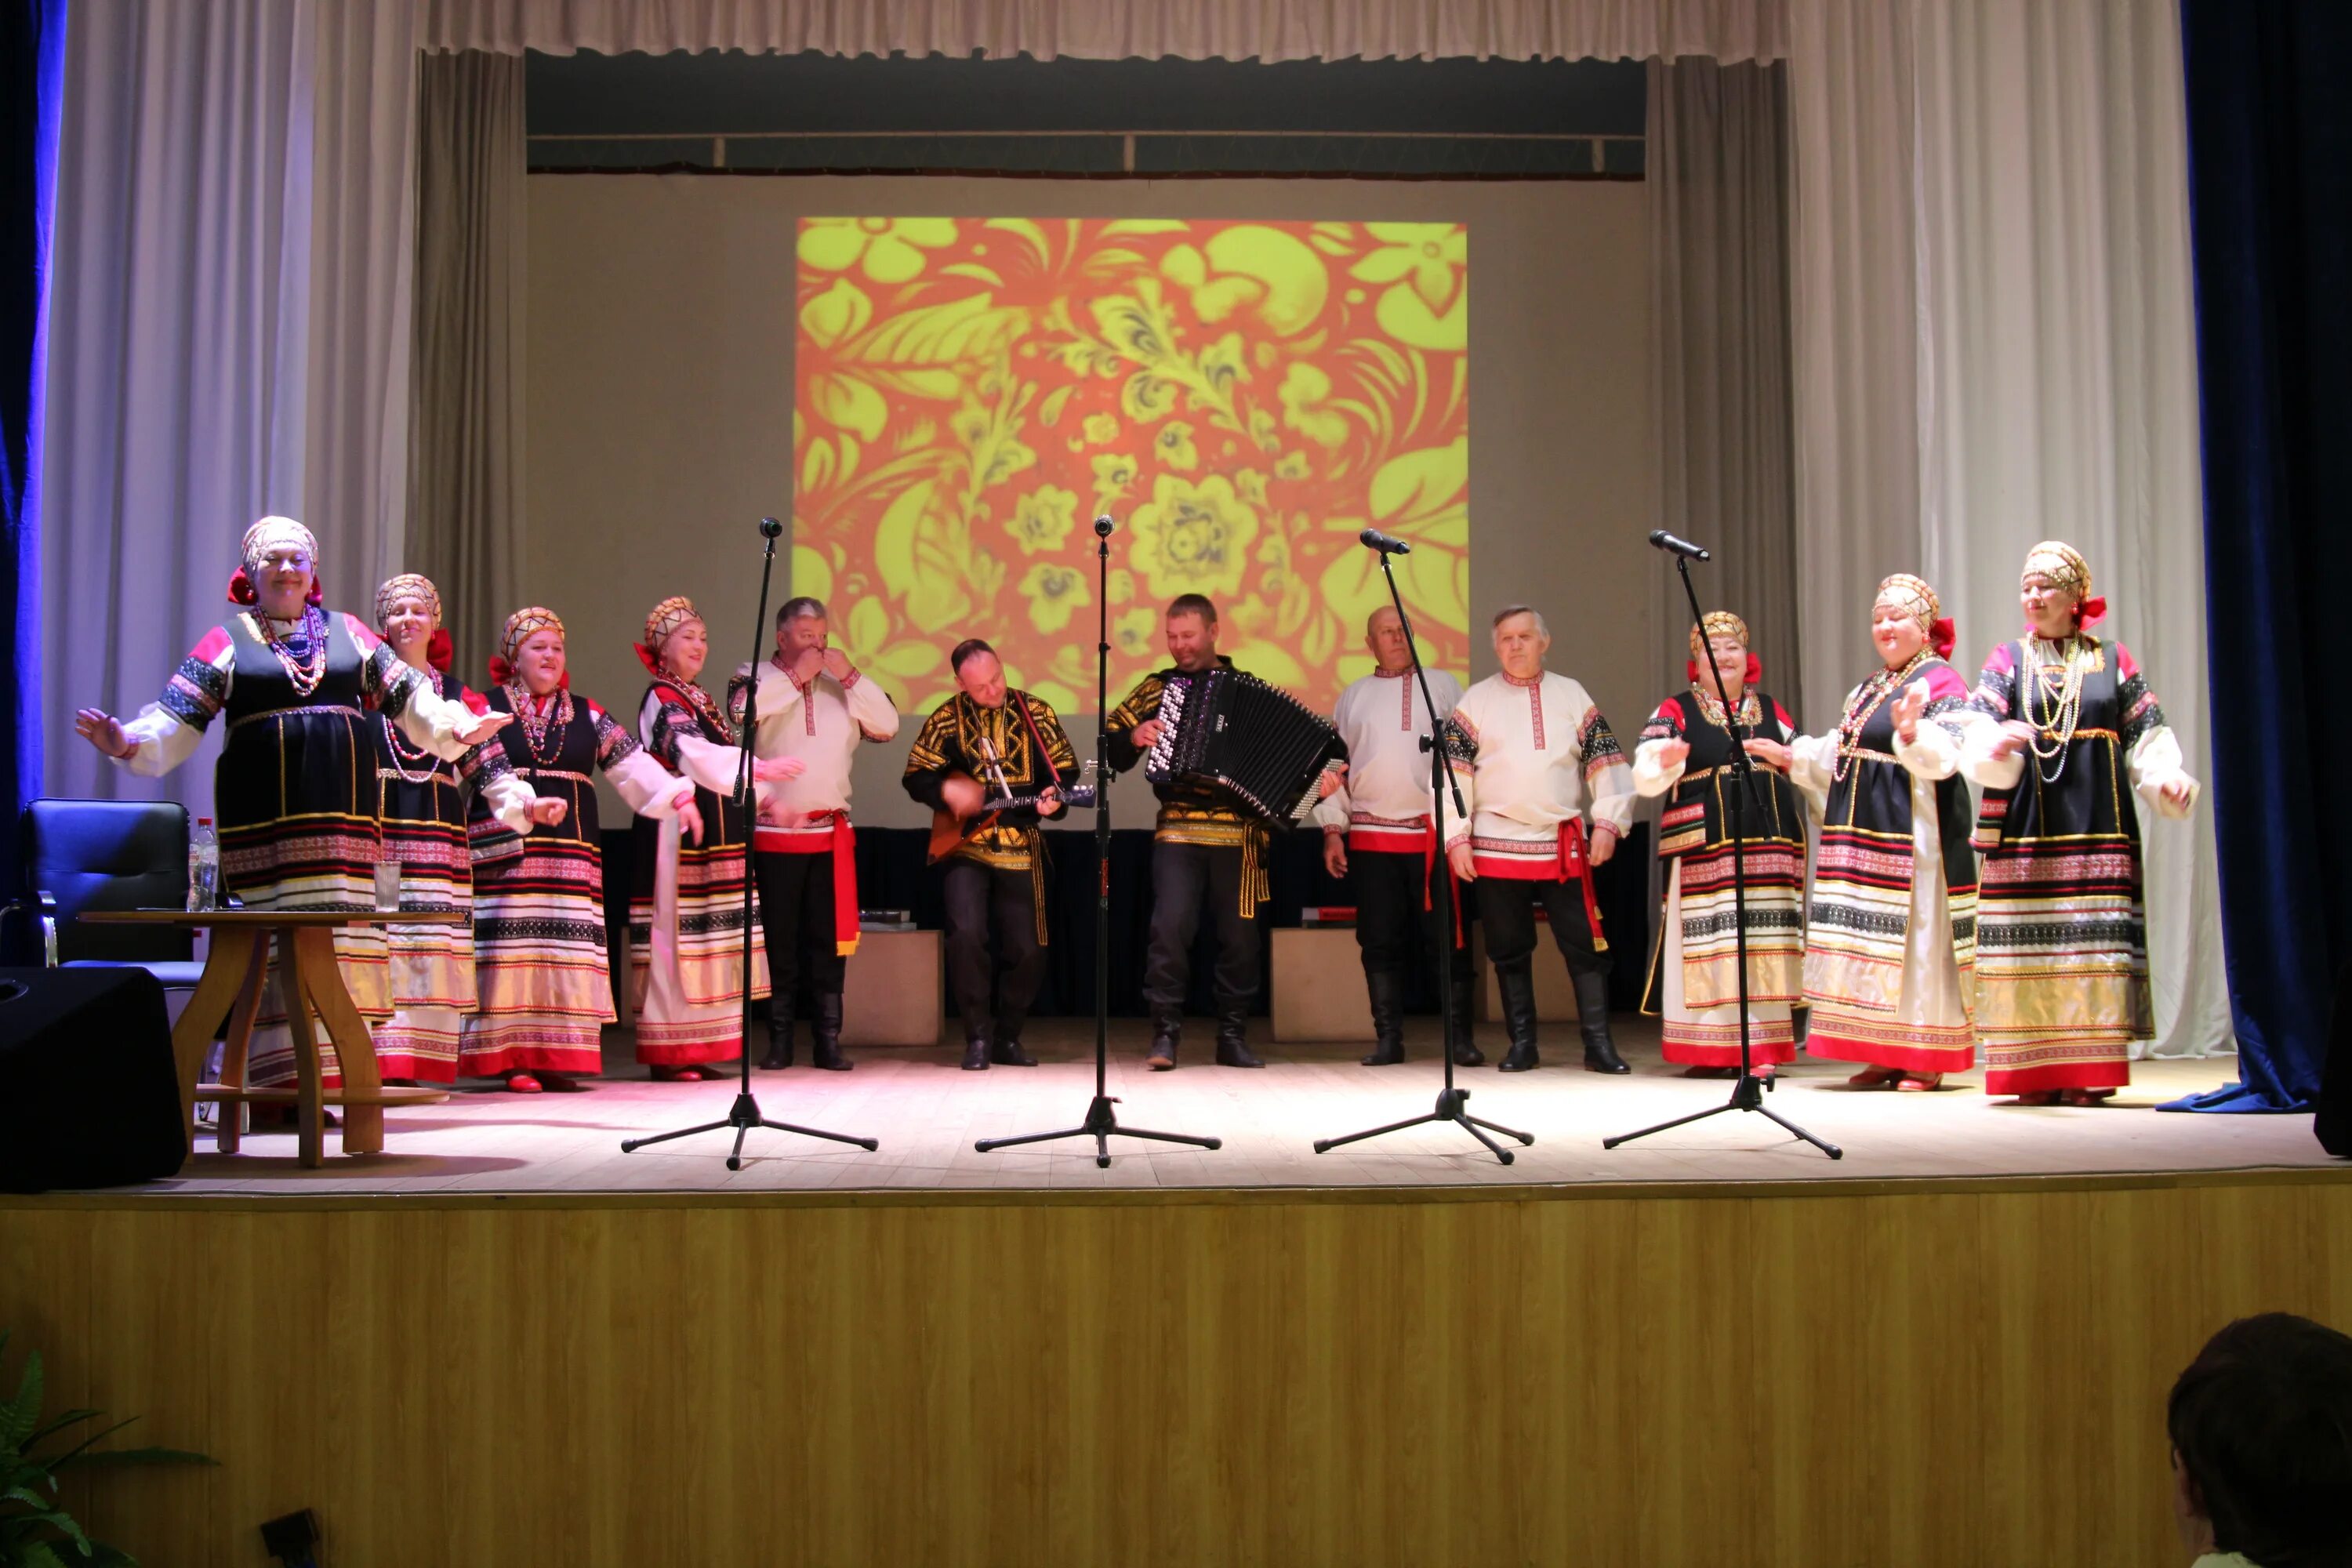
[793,217,1472,715]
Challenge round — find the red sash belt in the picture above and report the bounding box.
[1470,820,1606,950]
[761,811,860,956]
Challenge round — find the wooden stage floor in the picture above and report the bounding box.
[139,1015,2330,1197]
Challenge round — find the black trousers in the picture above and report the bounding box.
[753,849,847,1010]
[1477,875,1610,981]
[941,858,1044,1038]
[1143,840,1261,1019]
[1352,847,1475,989]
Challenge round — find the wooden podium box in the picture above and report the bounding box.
[1270,927,1371,1042]
[839,930,943,1047]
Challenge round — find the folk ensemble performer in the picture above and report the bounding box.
[1314,605,1479,1068]
[1445,604,1637,1074]
[902,639,1081,1071]
[728,596,899,1073]
[1106,593,1272,1071]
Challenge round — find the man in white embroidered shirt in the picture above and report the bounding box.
[1315,606,1476,1067]
[1443,604,1636,1074]
[728,596,899,1072]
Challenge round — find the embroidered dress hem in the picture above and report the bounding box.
[1982,1053,2132,1095]
[1805,1008,1976,1075]
[1664,1015,1798,1068]
[374,1007,463,1083]
[456,1019,604,1078]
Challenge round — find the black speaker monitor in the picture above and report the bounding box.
[0,967,186,1192]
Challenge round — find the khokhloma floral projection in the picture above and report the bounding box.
[793,217,1470,715]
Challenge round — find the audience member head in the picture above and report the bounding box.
[2167,1312,2352,1567]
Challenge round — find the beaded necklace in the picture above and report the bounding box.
[379,667,448,786]
[254,606,328,698]
[660,667,735,745]
[2020,635,2090,784]
[1831,649,1931,785]
[506,682,572,768]
[1688,684,1761,735]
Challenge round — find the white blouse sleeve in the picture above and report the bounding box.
[844,671,899,740]
[1958,717,2027,792]
[2126,726,2201,819]
[1631,737,1686,799]
[1785,728,1841,815]
[477,768,537,837]
[114,708,209,778]
[605,744,689,818]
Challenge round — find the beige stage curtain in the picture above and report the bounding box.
[1785,0,2230,1058]
[410,52,529,684]
[420,0,1788,62]
[1646,56,1799,719]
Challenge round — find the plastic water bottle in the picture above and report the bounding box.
[187,817,220,912]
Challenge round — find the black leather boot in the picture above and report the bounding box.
[810,992,853,1071]
[1215,1007,1263,1069]
[961,1026,991,1071]
[1497,967,1541,1072]
[1576,969,1629,1074]
[1447,974,1483,1067]
[1146,1017,1180,1070]
[990,1016,1037,1067]
[760,1007,793,1071]
[1360,967,1406,1066]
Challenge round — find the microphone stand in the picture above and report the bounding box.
[622,517,880,1169]
[976,515,1222,1168]
[1602,551,1839,1160]
[1313,546,1533,1165]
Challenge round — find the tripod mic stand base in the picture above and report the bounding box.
[1601,1075,1842,1159]
[1314,1086,1535,1167]
[621,1090,882,1171]
[976,1094,1221,1170]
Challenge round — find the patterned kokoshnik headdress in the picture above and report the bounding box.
[1874,572,1955,660]
[633,595,731,738]
[1686,609,1762,685]
[374,573,452,673]
[228,514,324,608]
[2020,540,2107,630]
[489,606,568,689]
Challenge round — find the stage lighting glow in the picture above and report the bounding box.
[793,217,1471,713]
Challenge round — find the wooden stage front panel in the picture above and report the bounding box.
[5,1171,2349,1566]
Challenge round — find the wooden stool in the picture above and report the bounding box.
[82,910,455,1169]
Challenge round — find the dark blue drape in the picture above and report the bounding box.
[2,0,63,899]
[2170,0,2352,1114]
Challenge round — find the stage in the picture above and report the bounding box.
[114,1016,2333,1196]
[5,1013,2345,1566]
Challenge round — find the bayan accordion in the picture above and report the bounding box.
[1143,668,1343,821]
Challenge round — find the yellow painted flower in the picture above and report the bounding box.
[798,217,957,285]
[1234,469,1269,508]
[1348,222,1468,352]
[1007,485,1078,555]
[1278,363,1349,448]
[1082,412,1120,445]
[1091,452,1140,511]
[1112,607,1160,659]
[1019,563,1091,633]
[1274,451,1312,481]
[1155,420,1200,471]
[1348,223,1465,314]
[1108,568,1135,604]
[1127,473,1260,601]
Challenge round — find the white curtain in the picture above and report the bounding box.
[1785,0,2230,1058]
[420,0,1788,62]
[40,1,316,812]
[1646,56,1799,713]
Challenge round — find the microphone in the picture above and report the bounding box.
[1359,528,1413,556]
[1648,529,1710,561]
[757,517,783,539]
[1094,514,1116,539]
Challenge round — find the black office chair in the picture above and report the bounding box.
[4,799,203,990]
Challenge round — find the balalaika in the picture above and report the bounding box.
[1143,667,1345,821]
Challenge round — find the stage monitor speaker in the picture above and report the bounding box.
[0,966,186,1192]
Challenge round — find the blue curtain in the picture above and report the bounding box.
[2169,0,2352,1113]
[2,0,63,900]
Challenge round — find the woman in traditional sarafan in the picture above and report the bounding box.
[459,608,700,1093]
[73,517,512,1087]
[1961,542,2199,1105]
[1783,575,1980,1091]
[368,575,558,1083]
[630,596,797,1080]
[1634,611,1808,1078]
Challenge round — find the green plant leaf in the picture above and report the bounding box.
[38,1415,136,1468]
[54,1446,213,1470]
[1,1347,42,1450]
[22,1410,100,1450]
